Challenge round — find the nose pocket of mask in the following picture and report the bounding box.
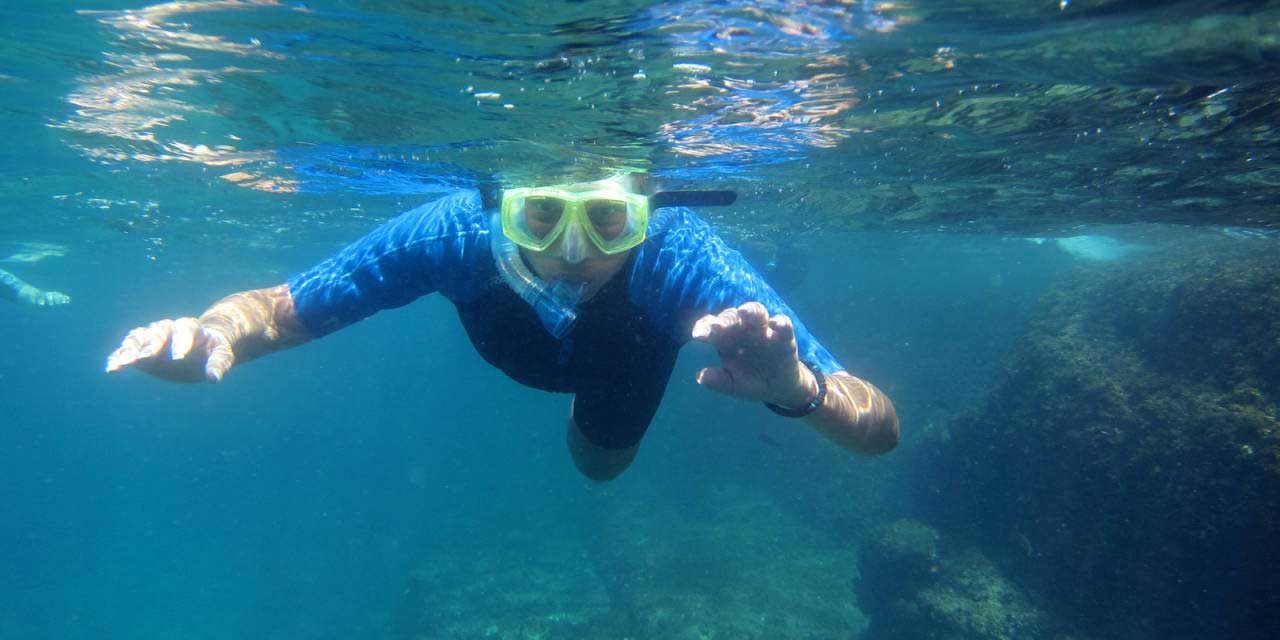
[557,221,588,264]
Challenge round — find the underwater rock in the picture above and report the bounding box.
[392,544,614,640]
[918,236,1280,639]
[391,484,864,640]
[858,519,1082,640]
[1022,234,1144,262]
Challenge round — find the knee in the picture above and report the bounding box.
[571,450,634,483]
[567,418,639,482]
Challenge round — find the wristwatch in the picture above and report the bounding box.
[764,360,827,418]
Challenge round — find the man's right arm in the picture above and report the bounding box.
[106,189,491,382]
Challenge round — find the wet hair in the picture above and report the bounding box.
[502,169,652,194]
[477,170,652,209]
[569,171,651,195]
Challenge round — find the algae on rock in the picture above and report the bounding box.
[917,236,1280,639]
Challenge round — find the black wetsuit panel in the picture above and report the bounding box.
[455,270,680,450]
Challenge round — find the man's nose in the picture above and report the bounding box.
[558,222,588,264]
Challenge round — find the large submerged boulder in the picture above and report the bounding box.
[919,235,1280,639]
[858,519,1085,640]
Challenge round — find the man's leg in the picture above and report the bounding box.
[567,413,639,483]
[566,343,677,482]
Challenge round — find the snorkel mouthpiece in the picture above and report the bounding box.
[490,214,583,339]
[538,279,587,336]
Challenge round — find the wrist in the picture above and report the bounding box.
[774,363,818,408]
[197,285,306,360]
[16,284,41,305]
[198,301,251,344]
[765,361,827,418]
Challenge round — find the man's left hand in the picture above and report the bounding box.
[691,301,817,408]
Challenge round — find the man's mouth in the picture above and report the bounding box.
[557,270,590,282]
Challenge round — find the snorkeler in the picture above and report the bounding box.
[105,173,897,481]
[0,268,70,307]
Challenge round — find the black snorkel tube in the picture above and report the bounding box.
[479,181,738,210]
[650,190,737,209]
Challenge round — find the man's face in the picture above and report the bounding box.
[512,175,641,299]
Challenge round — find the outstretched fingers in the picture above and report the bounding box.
[767,313,797,347]
[204,331,235,382]
[105,317,235,383]
[41,291,71,306]
[738,301,769,332]
[170,317,201,360]
[693,302,808,396]
[106,319,175,373]
[695,366,736,396]
[691,302,787,353]
[692,306,741,341]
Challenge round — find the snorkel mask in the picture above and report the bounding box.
[501,186,649,262]
[489,175,736,338]
[500,182,736,259]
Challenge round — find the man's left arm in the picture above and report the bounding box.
[628,209,898,454]
[693,302,899,455]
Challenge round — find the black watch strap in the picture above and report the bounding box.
[764,361,827,418]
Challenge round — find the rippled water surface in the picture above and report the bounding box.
[8,0,1280,241]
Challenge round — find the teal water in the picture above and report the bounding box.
[2,1,1278,639]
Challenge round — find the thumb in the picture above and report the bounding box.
[695,367,736,397]
[204,332,237,383]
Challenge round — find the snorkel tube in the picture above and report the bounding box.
[650,190,737,208]
[489,213,585,339]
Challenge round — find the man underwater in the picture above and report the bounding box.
[106,173,897,481]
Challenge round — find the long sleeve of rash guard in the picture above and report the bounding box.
[625,207,846,375]
[286,190,493,337]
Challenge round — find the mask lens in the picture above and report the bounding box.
[585,199,629,241]
[521,196,565,239]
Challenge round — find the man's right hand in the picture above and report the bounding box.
[105,284,306,383]
[105,317,237,383]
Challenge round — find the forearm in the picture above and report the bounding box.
[802,371,899,454]
[199,283,310,363]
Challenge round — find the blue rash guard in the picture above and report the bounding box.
[288,190,843,449]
